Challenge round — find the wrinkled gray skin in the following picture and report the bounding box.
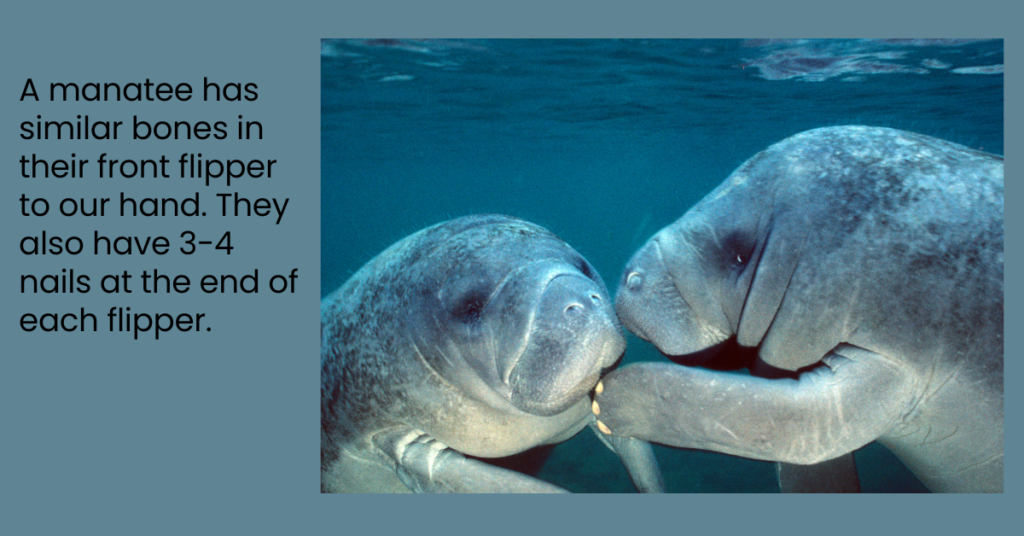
[596,126,1003,492]
[322,215,663,493]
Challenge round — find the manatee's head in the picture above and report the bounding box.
[615,180,771,361]
[407,215,625,416]
[616,126,993,371]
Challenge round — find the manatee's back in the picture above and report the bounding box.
[320,230,429,492]
[747,126,1003,377]
[797,128,1002,383]
[765,127,1003,491]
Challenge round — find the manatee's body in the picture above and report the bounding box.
[595,126,1003,492]
[322,215,662,493]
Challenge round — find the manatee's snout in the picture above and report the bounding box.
[615,238,678,346]
[615,242,657,343]
[509,273,625,416]
[616,232,724,357]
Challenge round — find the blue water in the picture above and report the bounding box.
[321,39,1003,493]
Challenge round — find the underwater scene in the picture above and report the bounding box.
[321,39,1003,493]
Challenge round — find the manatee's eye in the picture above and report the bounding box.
[451,292,488,323]
[723,231,756,269]
[576,257,597,281]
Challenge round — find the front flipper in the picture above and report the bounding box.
[593,344,912,466]
[373,428,568,493]
[588,419,666,492]
[777,454,860,493]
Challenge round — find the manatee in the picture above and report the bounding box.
[593,126,1003,492]
[322,214,663,493]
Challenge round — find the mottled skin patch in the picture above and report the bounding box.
[604,126,1003,492]
[322,215,631,492]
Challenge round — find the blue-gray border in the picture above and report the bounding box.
[1,1,1015,535]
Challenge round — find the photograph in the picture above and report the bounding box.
[319,39,1003,493]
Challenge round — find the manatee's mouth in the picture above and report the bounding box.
[613,239,663,343]
[507,273,625,416]
[659,336,765,372]
[616,237,731,357]
[660,338,731,366]
[492,267,588,387]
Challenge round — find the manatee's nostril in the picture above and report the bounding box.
[590,293,601,303]
[626,271,643,291]
[565,303,584,315]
